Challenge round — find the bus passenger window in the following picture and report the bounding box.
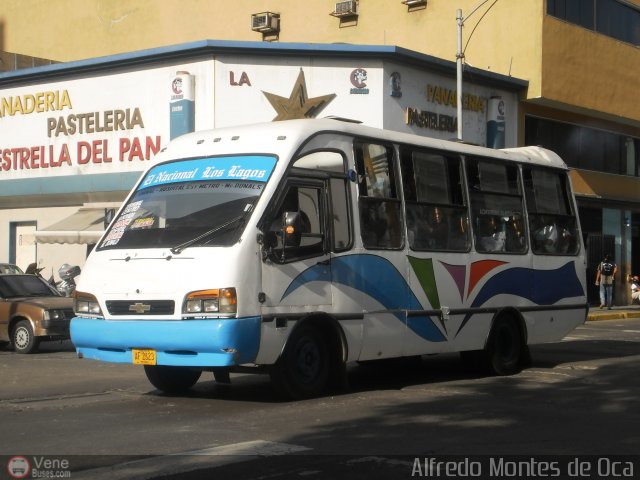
[401,148,469,252]
[356,143,403,249]
[477,216,506,253]
[523,167,579,255]
[467,157,526,255]
[407,205,449,250]
[330,177,352,252]
[505,215,526,253]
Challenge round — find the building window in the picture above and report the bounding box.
[596,0,640,45]
[547,0,640,46]
[524,116,640,177]
[547,0,595,29]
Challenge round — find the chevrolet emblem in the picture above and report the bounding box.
[129,302,151,314]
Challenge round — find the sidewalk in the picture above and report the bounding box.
[587,304,640,321]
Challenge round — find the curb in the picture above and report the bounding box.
[587,310,640,322]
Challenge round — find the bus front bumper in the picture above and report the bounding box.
[70,316,261,367]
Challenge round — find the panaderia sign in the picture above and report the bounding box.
[0,61,213,182]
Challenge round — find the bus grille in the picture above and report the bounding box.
[105,300,176,316]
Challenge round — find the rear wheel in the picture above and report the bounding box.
[270,323,330,400]
[12,320,40,354]
[144,365,202,394]
[485,316,524,375]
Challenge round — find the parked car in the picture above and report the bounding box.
[0,274,74,353]
[0,263,24,274]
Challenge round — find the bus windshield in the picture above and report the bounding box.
[97,155,277,251]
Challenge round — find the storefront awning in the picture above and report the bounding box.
[33,204,118,245]
[570,169,640,205]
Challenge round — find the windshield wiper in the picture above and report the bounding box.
[170,215,246,254]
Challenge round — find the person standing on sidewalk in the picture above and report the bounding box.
[595,254,617,309]
[630,275,640,305]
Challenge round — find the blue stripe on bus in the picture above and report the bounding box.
[70,316,261,366]
[472,261,583,307]
[456,261,584,335]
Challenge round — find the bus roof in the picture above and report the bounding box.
[158,118,568,170]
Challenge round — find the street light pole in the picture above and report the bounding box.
[455,1,498,142]
[456,8,464,141]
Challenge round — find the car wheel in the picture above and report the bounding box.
[270,323,330,400]
[12,320,40,354]
[143,365,202,394]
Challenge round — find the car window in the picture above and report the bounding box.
[0,264,24,275]
[0,275,59,298]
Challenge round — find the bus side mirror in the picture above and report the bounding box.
[282,211,302,249]
[260,211,303,263]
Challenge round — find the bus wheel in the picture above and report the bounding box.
[485,316,523,376]
[270,323,330,400]
[144,365,202,394]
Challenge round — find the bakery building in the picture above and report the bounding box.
[0,40,525,281]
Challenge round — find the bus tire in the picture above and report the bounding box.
[144,365,202,394]
[485,316,524,376]
[269,323,330,400]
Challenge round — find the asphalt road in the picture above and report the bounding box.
[1,318,639,479]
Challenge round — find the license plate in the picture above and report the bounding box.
[132,349,156,365]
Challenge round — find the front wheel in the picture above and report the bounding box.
[270,323,330,400]
[12,320,40,354]
[144,365,202,394]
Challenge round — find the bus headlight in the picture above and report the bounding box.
[183,288,237,315]
[74,291,103,317]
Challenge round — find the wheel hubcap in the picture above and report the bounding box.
[295,338,320,380]
[497,326,517,361]
[15,328,29,349]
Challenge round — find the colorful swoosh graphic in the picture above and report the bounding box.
[280,254,584,344]
[282,254,447,342]
[456,261,584,335]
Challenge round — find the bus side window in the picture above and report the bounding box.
[291,149,352,252]
[355,143,403,249]
[467,157,527,254]
[401,148,470,251]
[329,177,352,252]
[523,167,579,255]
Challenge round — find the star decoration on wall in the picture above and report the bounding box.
[262,68,336,121]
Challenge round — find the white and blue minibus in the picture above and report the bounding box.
[71,118,588,399]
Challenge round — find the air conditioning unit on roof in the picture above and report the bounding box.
[251,12,280,33]
[332,0,358,17]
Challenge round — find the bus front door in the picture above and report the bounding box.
[260,182,333,308]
